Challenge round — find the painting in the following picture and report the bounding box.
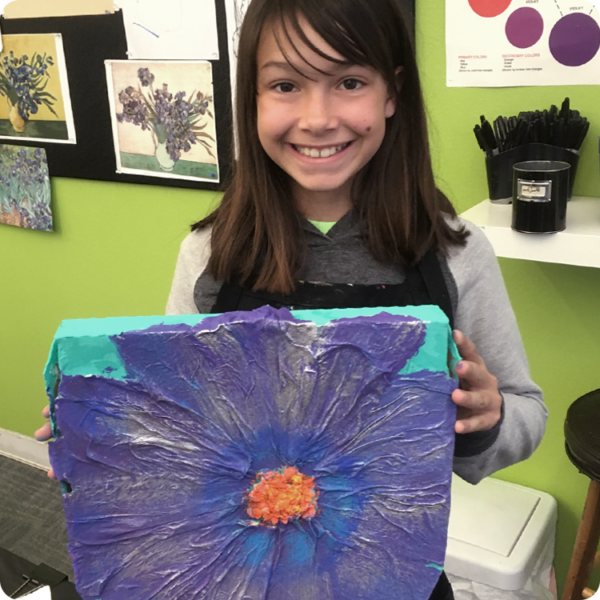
[106,60,219,183]
[0,144,52,231]
[0,34,76,144]
[46,305,458,600]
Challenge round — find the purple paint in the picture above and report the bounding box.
[549,13,600,67]
[505,7,544,49]
[49,307,457,600]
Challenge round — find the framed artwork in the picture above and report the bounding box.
[46,305,457,600]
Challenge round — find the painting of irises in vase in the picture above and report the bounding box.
[0,144,53,231]
[106,60,219,183]
[0,34,76,144]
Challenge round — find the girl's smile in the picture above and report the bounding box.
[256,17,397,220]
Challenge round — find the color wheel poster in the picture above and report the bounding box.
[446,0,600,86]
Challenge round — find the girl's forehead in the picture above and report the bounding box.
[257,16,348,74]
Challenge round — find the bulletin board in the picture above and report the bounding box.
[0,0,415,192]
[0,7,232,191]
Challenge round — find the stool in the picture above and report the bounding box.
[563,389,600,600]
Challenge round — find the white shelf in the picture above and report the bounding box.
[461,196,600,268]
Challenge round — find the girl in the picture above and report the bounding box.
[38,0,547,597]
[165,0,547,597]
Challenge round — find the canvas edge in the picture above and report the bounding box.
[0,427,51,470]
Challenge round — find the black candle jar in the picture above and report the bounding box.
[511,160,570,234]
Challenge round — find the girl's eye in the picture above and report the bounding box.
[274,82,296,93]
[341,78,363,91]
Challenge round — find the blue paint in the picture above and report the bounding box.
[241,527,274,568]
[284,527,315,565]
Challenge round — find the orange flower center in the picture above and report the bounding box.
[246,466,319,526]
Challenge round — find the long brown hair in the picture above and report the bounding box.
[194,0,468,294]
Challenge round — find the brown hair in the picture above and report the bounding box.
[193,0,468,294]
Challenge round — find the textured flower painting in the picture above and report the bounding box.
[48,307,457,600]
[106,60,219,183]
[0,144,52,231]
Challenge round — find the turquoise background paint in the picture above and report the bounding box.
[45,305,453,386]
[1,0,600,592]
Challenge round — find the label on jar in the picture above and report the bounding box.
[517,179,552,202]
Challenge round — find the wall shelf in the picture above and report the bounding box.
[460,196,600,268]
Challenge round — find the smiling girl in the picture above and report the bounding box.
[37,0,546,597]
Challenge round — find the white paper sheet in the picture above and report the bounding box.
[446,0,600,87]
[117,0,219,60]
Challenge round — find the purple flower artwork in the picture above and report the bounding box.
[47,306,457,600]
[0,144,52,231]
[106,60,219,183]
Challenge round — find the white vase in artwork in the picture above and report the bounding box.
[154,141,175,172]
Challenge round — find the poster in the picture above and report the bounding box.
[117,0,220,60]
[446,0,600,86]
[0,34,76,143]
[0,144,53,231]
[106,60,220,183]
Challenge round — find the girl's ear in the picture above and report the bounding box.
[385,66,404,118]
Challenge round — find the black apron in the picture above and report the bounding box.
[211,249,455,600]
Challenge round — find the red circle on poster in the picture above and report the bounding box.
[468,0,512,18]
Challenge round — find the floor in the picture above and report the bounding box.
[0,453,75,581]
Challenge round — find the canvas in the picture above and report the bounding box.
[45,305,459,600]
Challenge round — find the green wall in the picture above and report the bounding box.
[1,0,600,594]
[417,0,600,592]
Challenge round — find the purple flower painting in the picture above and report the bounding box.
[0,144,52,231]
[48,307,457,600]
[106,60,219,183]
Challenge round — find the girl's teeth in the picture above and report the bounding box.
[296,144,346,158]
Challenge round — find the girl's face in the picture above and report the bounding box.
[256,17,396,215]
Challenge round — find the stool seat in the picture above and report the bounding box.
[565,389,600,482]
[563,389,600,600]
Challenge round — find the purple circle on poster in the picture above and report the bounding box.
[549,13,600,67]
[506,7,544,49]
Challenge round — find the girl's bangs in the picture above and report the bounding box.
[270,0,386,77]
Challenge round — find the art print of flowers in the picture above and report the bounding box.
[48,307,457,600]
[0,34,76,144]
[106,60,219,183]
[0,144,52,231]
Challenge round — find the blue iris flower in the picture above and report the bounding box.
[49,307,456,600]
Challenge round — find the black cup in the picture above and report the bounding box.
[486,143,579,202]
[511,160,570,233]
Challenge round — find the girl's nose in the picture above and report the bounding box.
[298,90,337,133]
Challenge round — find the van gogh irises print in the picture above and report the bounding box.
[47,307,457,600]
[0,144,52,231]
[0,34,76,144]
[106,60,219,183]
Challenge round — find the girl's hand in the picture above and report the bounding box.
[34,405,56,479]
[451,330,503,434]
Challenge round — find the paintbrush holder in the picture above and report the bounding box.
[486,143,579,203]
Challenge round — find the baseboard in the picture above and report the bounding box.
[0,427,51,470]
